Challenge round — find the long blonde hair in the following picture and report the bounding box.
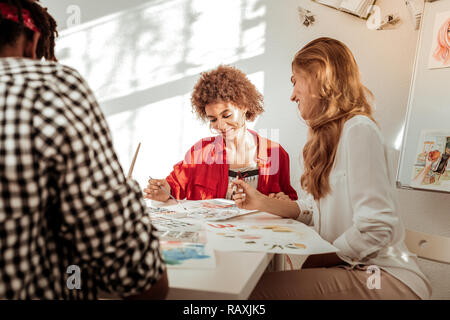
[293,37,375,200]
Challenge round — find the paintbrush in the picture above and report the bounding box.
[127,142,141,179]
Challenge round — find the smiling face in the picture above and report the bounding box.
[205,102,247,140]
[290,67,321,121]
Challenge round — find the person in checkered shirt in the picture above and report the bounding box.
[0,0,168,299]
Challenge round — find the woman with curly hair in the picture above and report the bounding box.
[231,38,431,299]
[144,65,298,202]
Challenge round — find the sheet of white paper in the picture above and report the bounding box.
[164,199,258,221]
[205,221,338,255]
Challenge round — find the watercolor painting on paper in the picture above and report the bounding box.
[160,241,216,269]
[428,11,450,69]
[411,130,450,192]
[205,221,338,255]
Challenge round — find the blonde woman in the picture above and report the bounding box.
[232,38,432,299]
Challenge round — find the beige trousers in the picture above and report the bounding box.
[249,266,420,300]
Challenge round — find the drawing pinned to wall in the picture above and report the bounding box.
[205,222,338,255]
[411,130,450,191]
[428,10,450,69]
[160,241,216,269]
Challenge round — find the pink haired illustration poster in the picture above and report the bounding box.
[428,11,450,69]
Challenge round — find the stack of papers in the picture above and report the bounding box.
[313,0,376,19]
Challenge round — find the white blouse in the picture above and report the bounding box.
[296,115,432,299]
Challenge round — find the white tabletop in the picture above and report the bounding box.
[166,211,308,300]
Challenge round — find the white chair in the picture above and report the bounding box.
[404,229,450,264]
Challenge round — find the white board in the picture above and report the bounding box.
[397,0,450,194]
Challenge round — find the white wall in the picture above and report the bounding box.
[42,0,449,299]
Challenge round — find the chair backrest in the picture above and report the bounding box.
[404,229,450,264]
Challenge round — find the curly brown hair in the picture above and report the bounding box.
[191,65,264,122]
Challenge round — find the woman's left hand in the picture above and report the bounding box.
[231,179,266,211]
[268,192,290,200]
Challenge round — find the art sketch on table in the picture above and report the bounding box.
[146,204,188,218]
[411,130,450,192]
[428,10,450,69]
[160,241,216,269]
[155,230,201,243]
[149,214,201,232]
[205,222,338,255]
[164,199,258,221]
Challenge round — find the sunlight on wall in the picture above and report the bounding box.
[106,93,209,188]
[56,0,265,103]
[54,0,267,190]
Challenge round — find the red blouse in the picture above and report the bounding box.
[166,130,298,200]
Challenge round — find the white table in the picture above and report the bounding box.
[166,211,308,300]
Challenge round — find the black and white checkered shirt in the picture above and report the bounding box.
[0,58,165,299]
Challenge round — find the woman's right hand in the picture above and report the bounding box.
[143,178,171,202]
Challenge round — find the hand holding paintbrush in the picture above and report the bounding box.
[144,176,190,212]
[144,177,172,202]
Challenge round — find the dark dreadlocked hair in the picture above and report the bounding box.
[0,0,58,61]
